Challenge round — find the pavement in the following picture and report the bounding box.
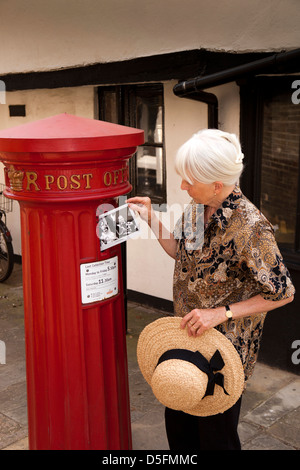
[0,262,300,451]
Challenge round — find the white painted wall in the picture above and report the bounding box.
[0,0,297,299]
[0,79,240,301]
[0,86,95,255]
[126,80,208,301]
[126,80,240,302]
[0,0,299,74]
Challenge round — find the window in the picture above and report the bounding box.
[260,85,300,250]
[98,84,166,205]
[240,75,300,374]
[240,76,300,265]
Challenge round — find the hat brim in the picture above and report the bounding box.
[137,317,244,416]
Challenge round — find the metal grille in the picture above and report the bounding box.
[0,184,13,212]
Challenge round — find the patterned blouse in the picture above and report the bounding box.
[173,185,295,381]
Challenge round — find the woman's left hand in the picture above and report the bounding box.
[180,293,295,337]
[180,308,224,337]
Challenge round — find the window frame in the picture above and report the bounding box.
[240,75,300,270]
[98,83,167,206]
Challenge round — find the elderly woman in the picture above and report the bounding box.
[127,129,295,451]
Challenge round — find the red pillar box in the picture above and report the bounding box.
[0,113,144,450]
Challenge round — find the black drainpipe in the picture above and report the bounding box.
[174,48,300,94]
[175,89,219,129]
[173,48,300,129]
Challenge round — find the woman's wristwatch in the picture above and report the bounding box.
[225,305,233,321]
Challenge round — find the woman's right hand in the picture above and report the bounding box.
[127,196,177,259]
[126,196,153,225]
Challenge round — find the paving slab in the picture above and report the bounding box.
[242,379,300,428]
[2,437,28,450]
[0,412,27,450]
[268,407,300,449]
[1,267,300,451]
[242,431,296,450]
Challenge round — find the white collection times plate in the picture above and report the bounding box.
[80,256,118,304]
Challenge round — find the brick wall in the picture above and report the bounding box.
[260,88,300,246]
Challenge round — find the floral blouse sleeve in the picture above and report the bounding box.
[240,221,295,301]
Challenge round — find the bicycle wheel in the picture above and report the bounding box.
[0,220,14,282]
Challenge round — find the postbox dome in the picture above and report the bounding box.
[0,113,144,153]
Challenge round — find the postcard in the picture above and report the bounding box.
[98,203,140,251]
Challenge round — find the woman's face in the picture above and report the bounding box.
[180,178,216,205]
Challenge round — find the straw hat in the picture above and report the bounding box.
[137,317,244,416]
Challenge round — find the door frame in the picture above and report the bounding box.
[239,76,300,374]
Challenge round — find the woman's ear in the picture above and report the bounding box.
[213,181,224,194]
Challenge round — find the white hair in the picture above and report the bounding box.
[175,129,244,186]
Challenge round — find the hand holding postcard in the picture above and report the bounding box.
[98,204,140,251]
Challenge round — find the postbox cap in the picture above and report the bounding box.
[0,113,144,153]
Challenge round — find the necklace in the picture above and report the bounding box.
[204,206,212,230]
[204,205,214,220]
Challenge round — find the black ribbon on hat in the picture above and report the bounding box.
[156,349,229,398]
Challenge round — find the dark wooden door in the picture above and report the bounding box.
[240,77,300,374]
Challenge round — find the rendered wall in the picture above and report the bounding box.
[0,0,299,74]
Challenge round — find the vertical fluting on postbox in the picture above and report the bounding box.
[0,114,144,450]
